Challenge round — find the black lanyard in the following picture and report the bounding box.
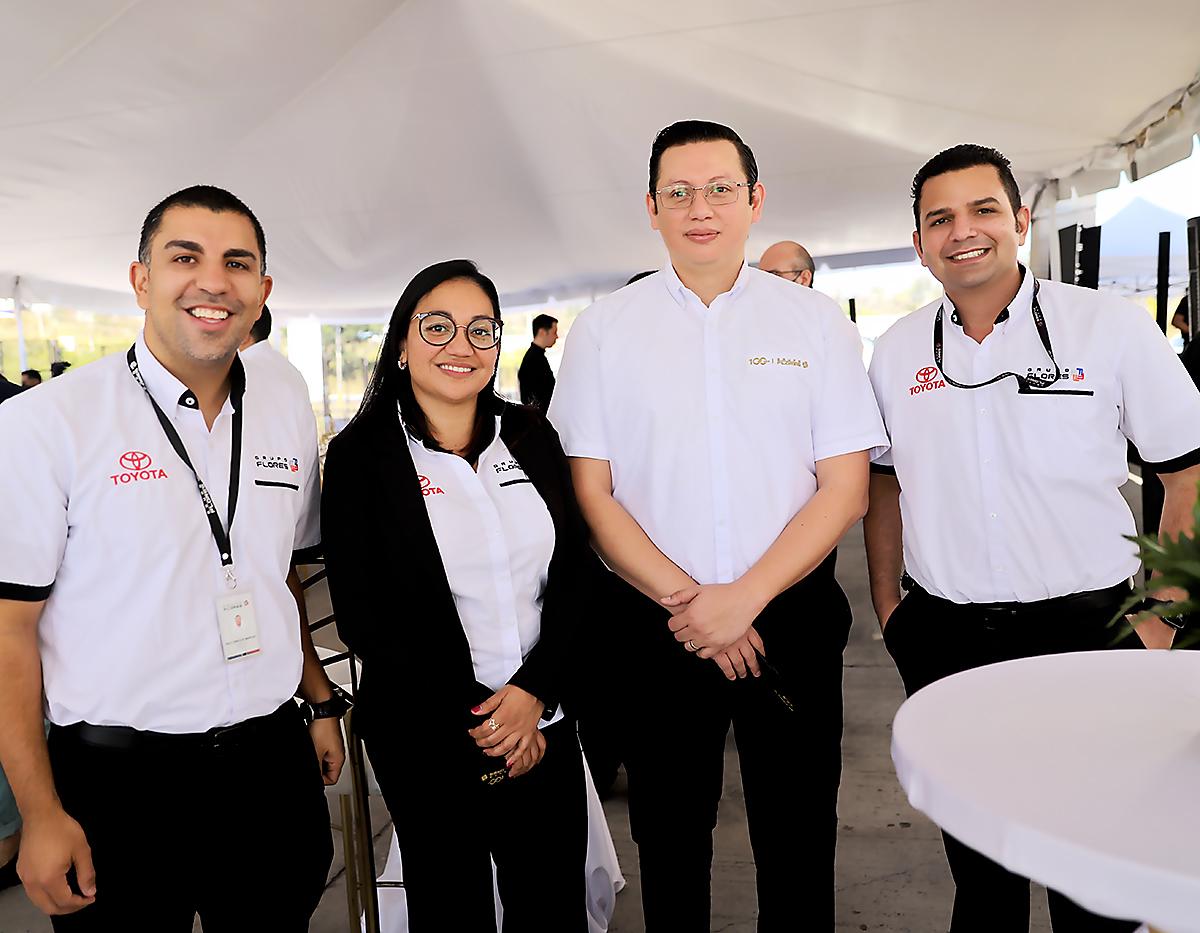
[127,345,245,587]
[933,277,1061,392]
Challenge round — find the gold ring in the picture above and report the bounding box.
[487,718,500,732]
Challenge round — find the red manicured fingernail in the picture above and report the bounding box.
[471,705,482,713]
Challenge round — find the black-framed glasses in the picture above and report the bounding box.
[763,269,806,282]
[414,311,502,350]
[654,180,751,210]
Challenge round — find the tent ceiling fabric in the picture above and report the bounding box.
[1,0,1198,318]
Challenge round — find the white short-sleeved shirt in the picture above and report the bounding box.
[240,339,311,404]
[406,416,563,726]
[548,262,888,585]
[868,272,1200,604]
[0,332,322,732]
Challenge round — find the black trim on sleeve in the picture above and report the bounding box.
[291,543,323,565]
[869,463,897,476]
[0,581,53,601]
[1144,445,1200,475]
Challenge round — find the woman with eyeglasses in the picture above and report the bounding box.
[321,259,588,931]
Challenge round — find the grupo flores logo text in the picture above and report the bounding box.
[111,451,169,485]
[418,475,445,496]
[748,357,809,368]
[255,454,300,472]
[909,366,946,396]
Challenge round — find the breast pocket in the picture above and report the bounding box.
[254,478,300,491]
[1009,389,1114,482]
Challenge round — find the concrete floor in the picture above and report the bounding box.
[3,482,1147,931]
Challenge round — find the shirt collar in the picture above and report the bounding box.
[133,330,243,418]
[401,408,505,463]
[660,259,752,308]
[943,264,1032,329]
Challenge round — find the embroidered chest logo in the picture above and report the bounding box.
[418,474,445,496]
[111,451,169,486]
[908,366,946,397]
[492,459,522,474]
[748,356,809,368]
[254,454,299,473]
[1027,365,1085,383]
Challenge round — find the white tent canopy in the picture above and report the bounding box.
[2,0,1198,320]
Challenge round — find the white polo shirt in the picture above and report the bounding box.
[240,339,311,404]
[406,415,563,726]
[868,272,1200,604]
[0,332,322,732]
[548,262,888,585]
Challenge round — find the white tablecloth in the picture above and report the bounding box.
[370,753,624,932]
[892,649,1200,933]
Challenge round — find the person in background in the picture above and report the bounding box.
[0,374,19,405]
[239,304,311,402]
[48,361,71,378]
[322,259,589,932]
[758,240,815,287]
[20,370,42,389]
[517,313,558,410]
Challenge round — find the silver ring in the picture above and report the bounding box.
[487,718,500,733]
[686,640,699,652]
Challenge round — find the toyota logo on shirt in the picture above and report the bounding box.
[418,474,445,496]
[110,450,169,486]
[909,366,946,396]
[120,450,152,471]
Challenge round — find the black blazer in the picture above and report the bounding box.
[321,400,590,739]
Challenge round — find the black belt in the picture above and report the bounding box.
[55,701,299,751]
[902,574,1131,616]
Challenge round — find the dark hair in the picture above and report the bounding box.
[351,259,504,462]
[531,313,558,335]
[248,304,272,344]
[626,270,656,286]
[21,369,41,383]
[50,361,71,377]
[911,144,1022,232]
[139,185,267,275]
[648,121,759,212]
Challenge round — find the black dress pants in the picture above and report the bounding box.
[47,703,333,933]
[883,582,1143,933]
[366,718,588,933]
[622,559,852,932]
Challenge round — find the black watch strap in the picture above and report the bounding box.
[1136,597,1187,631]
[302,684,353,725]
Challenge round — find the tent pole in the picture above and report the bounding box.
[14,276,28,371]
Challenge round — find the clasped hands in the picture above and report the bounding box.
[661,581,768,681]
[467,684,546,778]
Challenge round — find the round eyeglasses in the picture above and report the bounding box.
[654,180,751,210]
[414,311,502,350]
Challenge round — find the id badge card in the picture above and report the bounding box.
[215,590,261,662]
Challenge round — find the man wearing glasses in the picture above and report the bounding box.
[864,144,1200,932]
[550,120,887,931]
[758,240,816,287]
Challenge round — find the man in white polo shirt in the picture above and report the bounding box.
[0,185,345,931]
[550,120,888,932]
[864,144,1200,932]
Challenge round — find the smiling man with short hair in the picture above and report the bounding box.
[550,120,887,931]
[864,144,1200,932]
[0,185,343,931]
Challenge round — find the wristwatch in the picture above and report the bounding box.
[301,684,353,725]
[1135,597,1187,631]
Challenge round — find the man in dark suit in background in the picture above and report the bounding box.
[518,313,558,410]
